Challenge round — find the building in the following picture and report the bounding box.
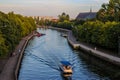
[76,9,97,20]
[33,16,55,20]
[51,19,58,22]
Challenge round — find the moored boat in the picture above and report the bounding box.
[35,32,45,37]
[60,33,68,37]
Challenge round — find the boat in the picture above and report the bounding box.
[60,33,68,37]
[35,32,45,37]
[60,61,72,78]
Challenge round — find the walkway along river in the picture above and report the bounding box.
[18,28,120,80]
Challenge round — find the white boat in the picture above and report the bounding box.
[60,33,68,37]
[60,61,72,77]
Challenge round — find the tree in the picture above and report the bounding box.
[0,32,8,57]
[97,0,120,22]
[72,20,120,52]
[0,11,36,57]
[58,12,70,22]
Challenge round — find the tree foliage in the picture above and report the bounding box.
[72,0,120,53]
[97,0,120,22]
[58,12,70,22]
[36,12,73,30]
[72,21,120,51]
[0,11,36,57]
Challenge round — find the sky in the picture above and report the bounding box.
[0,0,109,18]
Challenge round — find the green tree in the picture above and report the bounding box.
[58,12,70,22]
[0,11,36,57]
[72,20,120,52]
[97,0,120,22]
[0,32,8,57]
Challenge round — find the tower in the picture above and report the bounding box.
[90,7,92,13]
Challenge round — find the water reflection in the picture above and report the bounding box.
[19,29,120,80]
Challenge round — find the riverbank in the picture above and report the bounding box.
[0,32,35,80]
[48,27,80,49]
[49,26,120,67]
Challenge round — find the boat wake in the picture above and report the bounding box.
[26,52,60,71]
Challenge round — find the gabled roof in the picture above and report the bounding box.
[76,12,97,20]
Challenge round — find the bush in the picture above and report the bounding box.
[57,20,73,30]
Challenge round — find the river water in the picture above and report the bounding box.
[18,28,120,80]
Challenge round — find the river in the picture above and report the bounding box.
[18,28,120,80]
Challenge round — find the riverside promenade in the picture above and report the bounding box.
[0,26,120,80]
[68,32,120,67]
[0,32,34,80]
[49,26,120,67]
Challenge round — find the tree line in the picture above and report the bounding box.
[72,21,120,51]
[73,0,120,52]
[35,12,73,30]
[37,0,120,53]
[0,11,36,57]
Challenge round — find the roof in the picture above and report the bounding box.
[61,61,71,66]
[76,12,96,20]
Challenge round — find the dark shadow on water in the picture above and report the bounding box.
[62,76,72,80]
[75,50,120,80]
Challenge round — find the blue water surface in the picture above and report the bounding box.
[18,28,111,80]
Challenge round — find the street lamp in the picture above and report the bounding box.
[118,36,120,56]
[0,44,1,56]
[75,26,78,41]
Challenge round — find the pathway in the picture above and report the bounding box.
[0,32,34,80]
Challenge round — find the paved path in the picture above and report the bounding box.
[0,59,8,73]
[0,33,34,80]
[0,40,26,80]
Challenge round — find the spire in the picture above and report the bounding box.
[90,7,92,13]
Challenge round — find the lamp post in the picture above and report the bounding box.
[75,27,78,41]
[0,44,1,56]
[118,36,120,56]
